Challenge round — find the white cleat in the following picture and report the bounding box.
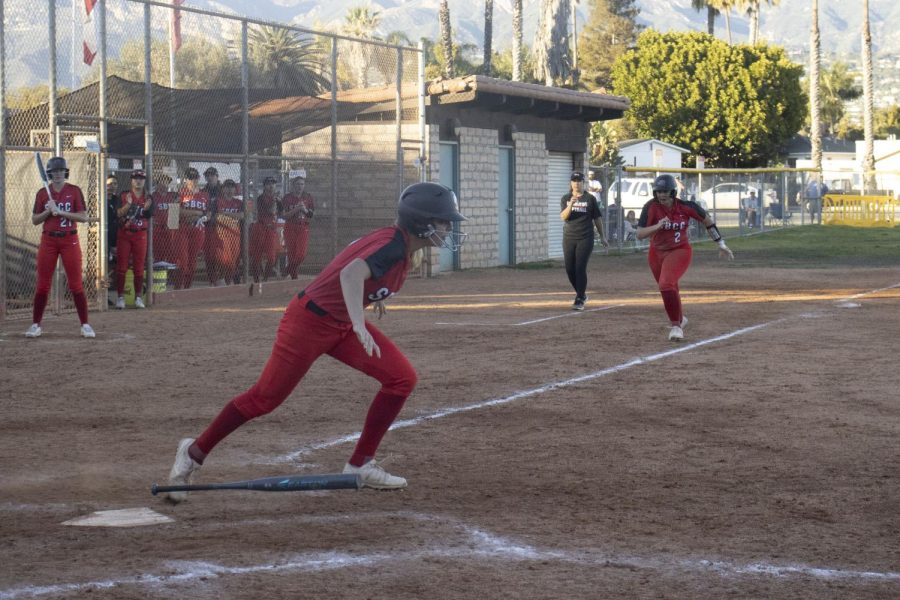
[24,323,42,338]
[668,325,684,341]
[343,459,407,490]
[80,324,96,338]
[115,296,125,310]
[135,296,146,309]
[167,438,201,504]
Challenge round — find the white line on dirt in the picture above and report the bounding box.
[435,303,624,326]
[2,511,899,598]
[275,319,777,463]
[276,280,900,464]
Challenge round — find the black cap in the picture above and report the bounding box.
[223,179,237,188]
[263,176,277,185]
[570,172,585,182]
[204,166,218,176]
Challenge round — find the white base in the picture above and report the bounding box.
[62,507,173,528]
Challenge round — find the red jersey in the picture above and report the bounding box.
[215,197,244,234]
[152,190,175,229]
[119,190,150,232]
[33,183,86,234]
[637,199,708,251]
[282,192,314,224]
[303,226,411,323]
[255,193,279,225]
[179,188,209,213]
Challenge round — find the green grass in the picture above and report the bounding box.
[695,225,900,268]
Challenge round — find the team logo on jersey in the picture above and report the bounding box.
[367,287,393,302]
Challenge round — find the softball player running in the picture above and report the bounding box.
[24,157,96,339]
[165,182,468,502]
[636,174,733,341]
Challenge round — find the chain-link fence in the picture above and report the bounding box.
[1,0,424,319]
[588,166,837,252]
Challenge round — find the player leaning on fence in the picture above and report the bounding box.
[636,174,734,342]
[164,182,468,502]
[24,157,97,339]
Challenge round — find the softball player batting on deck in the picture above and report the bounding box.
[25,157,97,339]
[165,182,467,502]
[636,174,733,341]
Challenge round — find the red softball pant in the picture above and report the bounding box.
[194,295,417,464]
[648,245,692,325]
[174,227,204,289]
[249,223,279,282]
[116,229,148,296]
[284,223,309,279]
[33,232,89,325]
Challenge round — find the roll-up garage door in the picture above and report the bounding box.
[548,153,575,259]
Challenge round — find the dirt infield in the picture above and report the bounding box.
[2,249,900,599]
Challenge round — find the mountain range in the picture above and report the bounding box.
[5,0,900,91]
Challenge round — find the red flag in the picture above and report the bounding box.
[83,41,98,66]
[84,0,97,17]
[171,0,185,52]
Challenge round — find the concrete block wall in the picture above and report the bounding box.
[457,126,500,269]
[512,131,549,263]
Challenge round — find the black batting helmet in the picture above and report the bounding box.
[653,174,678,199]
[397,182,468,250]
[46,156,69,179]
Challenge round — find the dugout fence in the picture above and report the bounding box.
[1,0,425,320]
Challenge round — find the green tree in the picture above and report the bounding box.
[491,45,540,83]
[5,84,69,110]
[578,0,643,91]
[589,121,624,167]
[819,62,861,135]
[875,105,900,138]
[611,30,805,167]
[247,25,328,93]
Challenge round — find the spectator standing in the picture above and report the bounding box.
[173,167,209,289]
[249,176,281,283]
[281,170,315,280]
[560,171,608,311]
[743,190,760,228]
[804,176,828,224]
[114,170,153,309]
[24,157,97,338]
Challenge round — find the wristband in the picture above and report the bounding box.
[717,239,727,249]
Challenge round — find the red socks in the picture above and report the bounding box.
[349,391,407,467]
[193,400,249,462]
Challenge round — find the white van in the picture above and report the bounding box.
[611,177,656,213]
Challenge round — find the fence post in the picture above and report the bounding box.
[98,0,109,310]
[241,20,250,286]
[396,46,403,197]
[144,1,154,303]
[330,37,338,258]
[0,0,6,320]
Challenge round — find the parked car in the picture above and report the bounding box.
[699,182,760,211]
[612,177,708,213]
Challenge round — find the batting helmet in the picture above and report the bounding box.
[653,174,678,199]
[46,156,69,179]
[397,182,468,251]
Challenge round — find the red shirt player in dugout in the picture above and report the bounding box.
[636,174,734,342]
[164,182,468,501]
[25,156,97,339]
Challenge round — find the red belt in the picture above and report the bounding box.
[44,230,77,238]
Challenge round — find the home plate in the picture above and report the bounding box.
[836,301,861,308]
[62,507,173,527]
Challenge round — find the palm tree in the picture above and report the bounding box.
[439,0,454,78]
[512,0,523,81]
[809,0,822,172]
[340,6,382,87]
[746,0,779,44]
[533,0,572,86]
[819,62,861,135]
[707,0,737,43]
[691,0,718,36]
[483,0,494,76]
[861,0,876,191]
[246,25,328,94]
